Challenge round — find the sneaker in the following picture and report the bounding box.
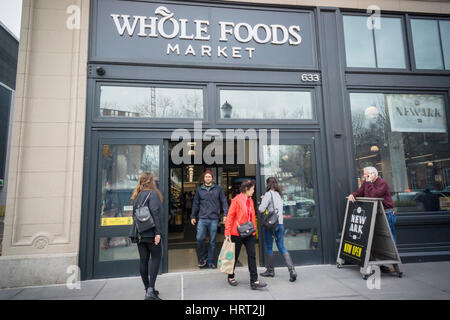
[208,263,217,269]
[198,260,207,268]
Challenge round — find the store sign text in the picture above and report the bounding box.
[110,6,303,59]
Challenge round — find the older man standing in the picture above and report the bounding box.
[347,166,397,273]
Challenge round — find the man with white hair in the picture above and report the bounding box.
[348,166,397,273]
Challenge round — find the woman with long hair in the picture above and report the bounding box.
[130,172,163,300]
[259,177,297,282]
[224,179,267,290]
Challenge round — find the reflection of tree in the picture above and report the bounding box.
[351,95,387,170]
[101,89,203,118]
[180,93,202,118]
[142,146,159,177]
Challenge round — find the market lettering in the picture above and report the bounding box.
[111,6,302,45]
[395,107,442,118]
[167,44,255,59]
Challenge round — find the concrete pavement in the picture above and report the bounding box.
[0,261,449,300]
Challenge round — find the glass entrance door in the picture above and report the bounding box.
[259,133,323,266]
[92,134,164,278]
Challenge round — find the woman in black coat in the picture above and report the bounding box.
[130,172,163,300]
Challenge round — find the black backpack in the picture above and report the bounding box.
[262,191,279,230]
[134,191,156,233]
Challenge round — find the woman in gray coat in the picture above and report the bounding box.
[258,177,297,282]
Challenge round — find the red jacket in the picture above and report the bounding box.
[225,193,256,237]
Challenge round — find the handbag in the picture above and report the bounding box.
[237,201,255,238]
[263,191,279,231]
[134,191,156,233]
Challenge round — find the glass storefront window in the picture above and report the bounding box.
[99,86,203,118]
[374,18,406,69]
[439,20,450,70]
[100,144,160,227]
[349,93,450,213]
[219,90,313,119]
[262,144,315,219]
[343,16,376,68]
[343,16,406,69]
[262,144,318,251]
[411,19,445,70]
[99,237,139,261]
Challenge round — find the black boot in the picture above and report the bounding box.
[260,254,275,277]
[145,287,162,300]
[283,252,297,282]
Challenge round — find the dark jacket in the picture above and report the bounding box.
[191,183,229,221]
[130,190,162,242]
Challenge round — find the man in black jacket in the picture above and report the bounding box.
[191,170,229,269]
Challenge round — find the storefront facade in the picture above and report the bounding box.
[1,0,449,287]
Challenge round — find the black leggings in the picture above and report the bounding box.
[137,241,162,290]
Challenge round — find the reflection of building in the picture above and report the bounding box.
[0,21,19,257]
[1,0,450,288]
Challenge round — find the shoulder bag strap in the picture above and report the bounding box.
[138,191,152,209]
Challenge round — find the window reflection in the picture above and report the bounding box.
[411,19,444,70]
[343,15,376,68]
[99,237,139,261]
[99,86,203,118]
[219,90,313,119]
[349,93,450,213]
[262,144,315,220]
[100,144,160,227]
[439,20,450,70]
[374,18,406,68]
[343,16,406,69]
[279,228,319,251]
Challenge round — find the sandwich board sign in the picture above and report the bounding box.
[336,197,403,279]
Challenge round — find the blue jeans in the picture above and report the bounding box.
[263,224,288,255]
[385,210,397,244]
[196,219,219,264]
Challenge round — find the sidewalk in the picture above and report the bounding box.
[0,261,449,300]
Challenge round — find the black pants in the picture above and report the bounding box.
[228,235,258,283]
[137,241,162,290]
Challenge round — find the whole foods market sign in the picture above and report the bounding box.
[92,0,316,68]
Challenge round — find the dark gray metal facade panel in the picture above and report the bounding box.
[0,25,19,90]
[316,8,351,262]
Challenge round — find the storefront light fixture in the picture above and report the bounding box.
[370,145,379,152]
[427,162,434,167]
[364,106,379,119]
[221,101,233,118]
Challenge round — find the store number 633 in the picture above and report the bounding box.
[301,73,321,82]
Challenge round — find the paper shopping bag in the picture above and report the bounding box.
[218,237,235,274]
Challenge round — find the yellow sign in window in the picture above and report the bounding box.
[101,217,133,226]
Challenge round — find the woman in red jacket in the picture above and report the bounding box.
[225,180,267,290]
